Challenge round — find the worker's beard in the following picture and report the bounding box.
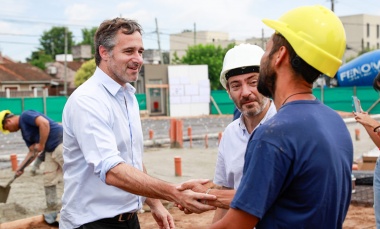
[257,60,276,98]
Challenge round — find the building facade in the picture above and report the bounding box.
[340,14,380,61]
[169,14,380,65]
[169,31,244,62]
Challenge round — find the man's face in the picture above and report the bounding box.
[258,36,277,98]
[227,72,268,117]
[104,30,144,85]
[3,118,18,132]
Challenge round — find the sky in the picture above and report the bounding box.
[0,0,379,63]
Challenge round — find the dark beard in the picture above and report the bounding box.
[258,71,276,98]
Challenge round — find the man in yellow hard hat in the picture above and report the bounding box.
[176,44,277,222]
[209,5,353,229]
[0,109,64,210]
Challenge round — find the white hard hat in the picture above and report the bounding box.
[220,43,264,89]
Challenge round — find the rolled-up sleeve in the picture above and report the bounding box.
[100,155,125,182]
[72,94,126,182]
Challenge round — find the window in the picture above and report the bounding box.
[3,86,18,91]
[29,85,45,90]
[367,23,370,37]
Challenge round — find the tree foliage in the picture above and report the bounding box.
[174,43,235,90]
[78,27,97,55]
[74,59,96,87]
[29,27,75,69]
[39,27,74,58]
[29,50,54,70]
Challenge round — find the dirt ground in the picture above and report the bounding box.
[138,204,377,229]
[0,164,376,228]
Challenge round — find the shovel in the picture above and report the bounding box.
[0,156,34,203]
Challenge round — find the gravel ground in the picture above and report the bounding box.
[0,113,380,228]
[0,114,233,169]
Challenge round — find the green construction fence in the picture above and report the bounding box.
[210,86,380,115]
[0,94,148,123]
[1,87,380,122]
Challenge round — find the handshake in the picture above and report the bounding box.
[174,179,235,214]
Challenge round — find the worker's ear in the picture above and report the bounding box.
[274,46,287,66]
[4,118,11,125]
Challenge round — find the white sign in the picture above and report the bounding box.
[168,65,210,117]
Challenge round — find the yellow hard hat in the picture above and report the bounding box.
[0,110,11,134]
[262,5,346,77]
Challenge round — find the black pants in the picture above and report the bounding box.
[76,213,140,229]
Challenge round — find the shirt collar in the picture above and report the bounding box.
[94,67,136,96]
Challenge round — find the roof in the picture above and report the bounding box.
[57,61,85,71]
[0,63,52,82]
[0,52,17,64]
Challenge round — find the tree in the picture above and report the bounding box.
[39,26,74,58]
[78,27,98,55]
[29,50,54,70]
[29,26,75,69]
[175,43,235,90]
[74,59,96,87]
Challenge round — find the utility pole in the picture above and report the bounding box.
[64,27,68,96]
[155,18,164,64]
[331,0,334,12]
[50,42,55,57]
[261,28,265,50]
[194,23,196,45]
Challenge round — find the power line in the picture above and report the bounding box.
[0,32,39,37]
[0,16,94,28]
[0,40,38,45]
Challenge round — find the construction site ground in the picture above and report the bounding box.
[0,113,379,228]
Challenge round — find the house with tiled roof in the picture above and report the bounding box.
[45,46,91,94]
[0,52,54,97]
[46,60,85,90]
[0,52,17,64]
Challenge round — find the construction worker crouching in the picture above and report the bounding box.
[0,109,63,210]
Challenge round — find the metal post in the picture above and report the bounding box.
[64,27,68,96]
[155,18,163,64]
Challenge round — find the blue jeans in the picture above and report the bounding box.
[374,157,380,229]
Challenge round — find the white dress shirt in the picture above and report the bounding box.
[214,102,277,189]
[60,67,145,228]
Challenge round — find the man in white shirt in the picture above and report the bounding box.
[212,43,277,222]
[60,17,215,229]
[177,44,276,222]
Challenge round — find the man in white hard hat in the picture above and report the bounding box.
[177,44,277,223]
[208,5,353,228]
[213,43,276,222]
[177,44,276,222]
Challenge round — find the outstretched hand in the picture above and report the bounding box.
[175,179,215,214]
[177,179,212,193]
[171,179,216,214]
[354,111,378,128]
